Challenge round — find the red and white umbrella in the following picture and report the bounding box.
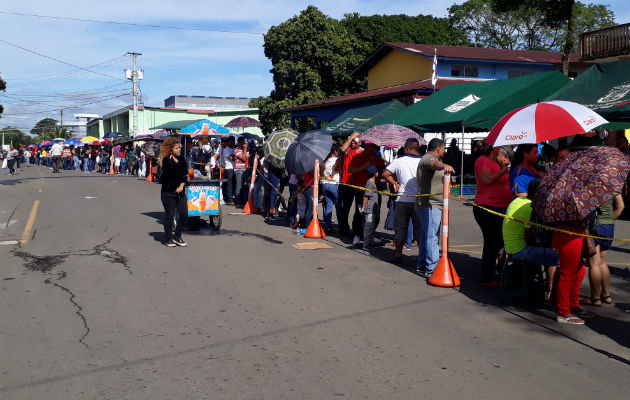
[484,100,608,146]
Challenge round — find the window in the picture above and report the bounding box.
[507,67,533,78]
[451,64,478,77]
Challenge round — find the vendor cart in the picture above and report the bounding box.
[186,178,223,230]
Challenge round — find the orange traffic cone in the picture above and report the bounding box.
[304,217,326,239]
[243,155,259,214]
[146,158,154,182]
[303,159,325,239]
[428,256,460,287]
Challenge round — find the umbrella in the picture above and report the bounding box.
[52,137,66,142]
[263,129,297,169]
[81,136,99,143]
[180,120,229,135]
[103,131,122,139]
[285,130,333,175]
[359,124,425,148]
[39,140,51,147]
[114,136,133,145]
[225,116,262,128]
[238,132,262,141]
[141,141,161,158]
[133,134,153,141]
[484,100,608,146]
[151,130,173,141]
[532,146,630,224]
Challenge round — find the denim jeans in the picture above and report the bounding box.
[253,175,264,210]
[223,169,234,202]
[73,156,80,169]
[510,246,559,267]
[304,187,314,224]
[416,207,442,272]
[120,158,127,174]
[267,169,281,210]
[234,169,246,205]
[287,183,298,223]
[322,183,339,228]
[405,217,415,248]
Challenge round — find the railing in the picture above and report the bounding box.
[580,23,630,61]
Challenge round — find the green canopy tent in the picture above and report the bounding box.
[392,71,571,183]
[545,60,630,122]
[323,101,408,137]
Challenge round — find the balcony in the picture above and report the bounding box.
[580,23,630,62]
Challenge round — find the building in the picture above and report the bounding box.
[57,113,99,138]
[580,23,630,63]
[164,95,254,111]
[286,42,589,130]
[86,105,261,139]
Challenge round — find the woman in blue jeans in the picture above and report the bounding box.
[320,144,341,232]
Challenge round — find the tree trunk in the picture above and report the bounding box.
[560,5,575,76]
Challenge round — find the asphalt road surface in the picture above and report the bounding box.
[1,166,629,399]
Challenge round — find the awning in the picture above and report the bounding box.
[150,119,207,130]
[323,101,408,136]
[545,60,630,122]
[392,71,571,132]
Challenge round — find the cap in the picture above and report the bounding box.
[366,165,378,176]
[353,137,360,143]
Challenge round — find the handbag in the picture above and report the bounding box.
[582,228,597,259]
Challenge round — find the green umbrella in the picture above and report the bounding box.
[263,129,297,169]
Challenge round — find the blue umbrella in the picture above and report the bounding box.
[285,129,333,175]
[103,131,122,139]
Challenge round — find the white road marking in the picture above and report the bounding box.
[0,240,19,245]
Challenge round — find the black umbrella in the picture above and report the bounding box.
[103,131,122,139]
[114,136,133,145]
[238,132,262,141]
[285,130,333,175]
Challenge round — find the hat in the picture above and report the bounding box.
[352,137,360,143]
[366,165,377,177]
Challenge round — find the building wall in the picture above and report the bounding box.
[368,49,432,90]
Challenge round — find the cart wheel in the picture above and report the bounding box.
[209,204,222,230]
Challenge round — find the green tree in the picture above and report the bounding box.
[341,13,470,57]
[0,74,6,117]
[254,6,367,134]
[30,118,58,137]
[0,127,31,146]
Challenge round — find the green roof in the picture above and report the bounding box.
[324,101,408,136]
[150,119,206,130]
[545,60,630,121]
[393,71,571,132]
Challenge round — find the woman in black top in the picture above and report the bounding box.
[159,137,189,247]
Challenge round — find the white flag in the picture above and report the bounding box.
[431,50,438,87]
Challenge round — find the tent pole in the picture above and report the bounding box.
[460,126,465,187]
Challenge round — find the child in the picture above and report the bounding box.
[359,165,379,250]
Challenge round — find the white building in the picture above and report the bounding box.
[57,113,99,138]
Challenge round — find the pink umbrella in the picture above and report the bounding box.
[359,124,426,148]
[484,100,608,146]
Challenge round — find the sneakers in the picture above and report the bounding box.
[416,268,432,279]
[165,240,176,247]
[352,235,361,245]
[372,237,383,245]
[556,314,585,325]
[173,237,187,247]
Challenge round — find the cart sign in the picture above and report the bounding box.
[187,184,220,216]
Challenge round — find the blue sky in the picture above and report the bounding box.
[0,0,627,134]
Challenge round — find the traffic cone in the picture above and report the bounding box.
[303,159,325,239]
[242,194,258,214]
[428,256,460,287]
[146,158,154,182]
[243,155,259,214]
[108,156,114,175]
[304,217,326,239]
[427,172,460,287]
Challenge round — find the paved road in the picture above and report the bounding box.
[1,166,628,399]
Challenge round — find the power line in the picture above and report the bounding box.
[5,55,127,81]
[0,38,127,81]
[1,92,131,115]
[1,82,128,98]
[0,11,264,35]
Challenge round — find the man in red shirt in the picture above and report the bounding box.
[348,141,385,244]
[338,132,362,236]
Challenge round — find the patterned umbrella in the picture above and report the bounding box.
[225,116,262,128]
[532,146,630,224]
[263,129,297,169]
[133,134,153,141]
[285,130,333,175]
[359,124,425,148]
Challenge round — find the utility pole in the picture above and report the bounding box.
[60,110,63,131]
[125,52,143,138]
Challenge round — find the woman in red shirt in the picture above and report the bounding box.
[473,144,513,286]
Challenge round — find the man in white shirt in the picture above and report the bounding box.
[381,138,422,264]
[50,141,64,173]
[215,137,236,205]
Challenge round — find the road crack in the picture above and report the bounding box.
[44,271,90,348]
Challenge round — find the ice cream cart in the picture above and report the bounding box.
[186,178,223,230]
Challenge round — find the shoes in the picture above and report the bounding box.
[372,237,383,245]
[556,314,585,325]
[267,214,278,221]
[165,240,176,247]
[173,237,187,247]
[480,281,501,288]
[416,268,432,279]
[352,235,361,245]
[600,295,613,304]
[571,308,595,319]
[362,245,372,251]
[225,201,235,206]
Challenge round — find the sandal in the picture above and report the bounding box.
[601,295,613,304]
[557,315,585,325]
[583,297,602,307]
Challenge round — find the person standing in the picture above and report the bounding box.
[382,138,422,264]
[338,132,363,236]
[415,138,454,278]
[50,141,63,173]
[24,148,31,167]
[219,137,235,205]
[159,137,188,247]
[473,144,513,286]
[359,165,380,250]
[320,144,342,232]
[6,145,18,175]
[113,144,122,174]
[233,137,249,206]
[510,144,544,197]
